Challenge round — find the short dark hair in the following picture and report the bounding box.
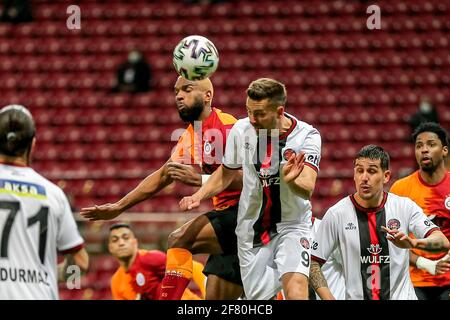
[412,122,448,147]
[246,78,287,109]
[109,223,132,232]
[355,145,390,171]
[0,105,35,157]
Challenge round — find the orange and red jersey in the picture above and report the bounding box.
[390,171,450,287]
[111,250,204,300]
[171,107,241,210]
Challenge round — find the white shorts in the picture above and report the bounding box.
[237,223,312,300]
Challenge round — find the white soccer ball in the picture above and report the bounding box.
[173,35,219,81]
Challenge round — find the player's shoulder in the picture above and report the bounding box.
[4,166,65,199]
[231,117,252,131]
[390,171,417,191]
[111,266,125,283]
[32,170,67,199]
[386,192,417,207]
[323,196,353,220]
[299,121,320,137]
[289,115,321,137]
[144,249,165,256]
[333,196,353,210]
[137,249,148,255]
[139,249,166,264]
[213,108,237,125]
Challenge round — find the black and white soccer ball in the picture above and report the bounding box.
[173,35,219,81]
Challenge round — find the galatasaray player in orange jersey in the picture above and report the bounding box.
[82,77,244,300]
[390,122,450,300]
[108,223,205,300]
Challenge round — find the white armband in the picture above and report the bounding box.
[416,256,437,275]
[201,174,211,185]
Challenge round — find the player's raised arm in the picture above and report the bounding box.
[281,127,321,200]
[166,162,202,186]
[282,152,318,200]
[80,159,175,220]
[382,226,450,253]
[179,164,239,211]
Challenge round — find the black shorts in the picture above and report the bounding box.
[414,286,450,300]
[204,206,238,255]
[203,206,242,286]
[203,254,242,286]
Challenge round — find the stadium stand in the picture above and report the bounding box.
[1,0,448,299]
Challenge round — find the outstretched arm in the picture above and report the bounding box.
[179,165,240,211]
[382,227,450,253]
[166,162,202,186]
[80,159,174,220]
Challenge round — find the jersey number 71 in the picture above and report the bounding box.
[0,201,49,264]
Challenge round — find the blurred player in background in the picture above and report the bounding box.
[390,122,450,300]
[311,145,449,300]
[81,76,244,300]
[108,223,205,300]
[0,104,88,300]
[181,78,322,299]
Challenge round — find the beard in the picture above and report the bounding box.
[178,97,204,123]
[420,158,441,173]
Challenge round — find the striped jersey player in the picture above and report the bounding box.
[180,78,322,300]
[0,105,87,300]
[311,145,449,300]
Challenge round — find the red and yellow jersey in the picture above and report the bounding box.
[390,171,450,287]
[111,250,204,300]
[171,107,241,210]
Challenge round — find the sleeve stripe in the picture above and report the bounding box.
[311,255,326,265]
[304,162,319,172]
[60,243,84,255]
[424,227,440,239]
[223,163,242,170]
